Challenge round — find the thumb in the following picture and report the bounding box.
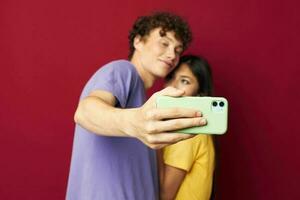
[156,86,185,97]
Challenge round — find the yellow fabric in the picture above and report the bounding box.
[163,135,215,200]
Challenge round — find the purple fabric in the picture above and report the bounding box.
[66,60,158,200]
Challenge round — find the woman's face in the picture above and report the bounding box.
[166,63,200,96]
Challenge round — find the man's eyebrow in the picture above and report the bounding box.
[163,35,183,48]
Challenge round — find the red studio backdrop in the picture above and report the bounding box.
[0,0,299,199]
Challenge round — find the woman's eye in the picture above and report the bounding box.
[181,79,190,85]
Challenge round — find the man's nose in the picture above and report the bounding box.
[166,48,176,60]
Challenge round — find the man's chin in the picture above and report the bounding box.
[156,72,169,79]
[151,69,172,79]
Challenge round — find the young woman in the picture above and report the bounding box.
[158,55,216,200]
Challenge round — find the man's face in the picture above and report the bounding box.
[134,28,183,79]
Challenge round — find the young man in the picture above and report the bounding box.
[66,12,207,200]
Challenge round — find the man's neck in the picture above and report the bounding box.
[130,55,156,89]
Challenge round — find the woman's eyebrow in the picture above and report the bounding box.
[179,75,191,79]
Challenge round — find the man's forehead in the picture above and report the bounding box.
[149,28,183,47]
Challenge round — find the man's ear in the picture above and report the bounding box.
[133,35,143,51]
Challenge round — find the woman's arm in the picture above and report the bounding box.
[157,150,187,200]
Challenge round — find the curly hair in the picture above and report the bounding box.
[128,12,192,59]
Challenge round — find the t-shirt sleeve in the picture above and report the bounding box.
[163,137,196,172]
[82,61,137,108]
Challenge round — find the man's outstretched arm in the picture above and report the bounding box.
[74,87,207,149]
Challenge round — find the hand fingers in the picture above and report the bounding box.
[146,107,202,120]
[142,116,206,135]
[152,117,207,133]
[142,133,195,149]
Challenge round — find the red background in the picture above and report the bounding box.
[0,0,299,199]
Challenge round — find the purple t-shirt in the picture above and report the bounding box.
[66,60,158,200]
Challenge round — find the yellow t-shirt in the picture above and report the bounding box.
[163,135,215,200]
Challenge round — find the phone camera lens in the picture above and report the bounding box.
[212,101,218,107]
[219,101,225,107]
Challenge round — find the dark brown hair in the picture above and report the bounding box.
[128,12,192,59]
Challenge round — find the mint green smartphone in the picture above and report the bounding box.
[156,96,228,135]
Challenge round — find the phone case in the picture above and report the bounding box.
[156,96,228,135]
